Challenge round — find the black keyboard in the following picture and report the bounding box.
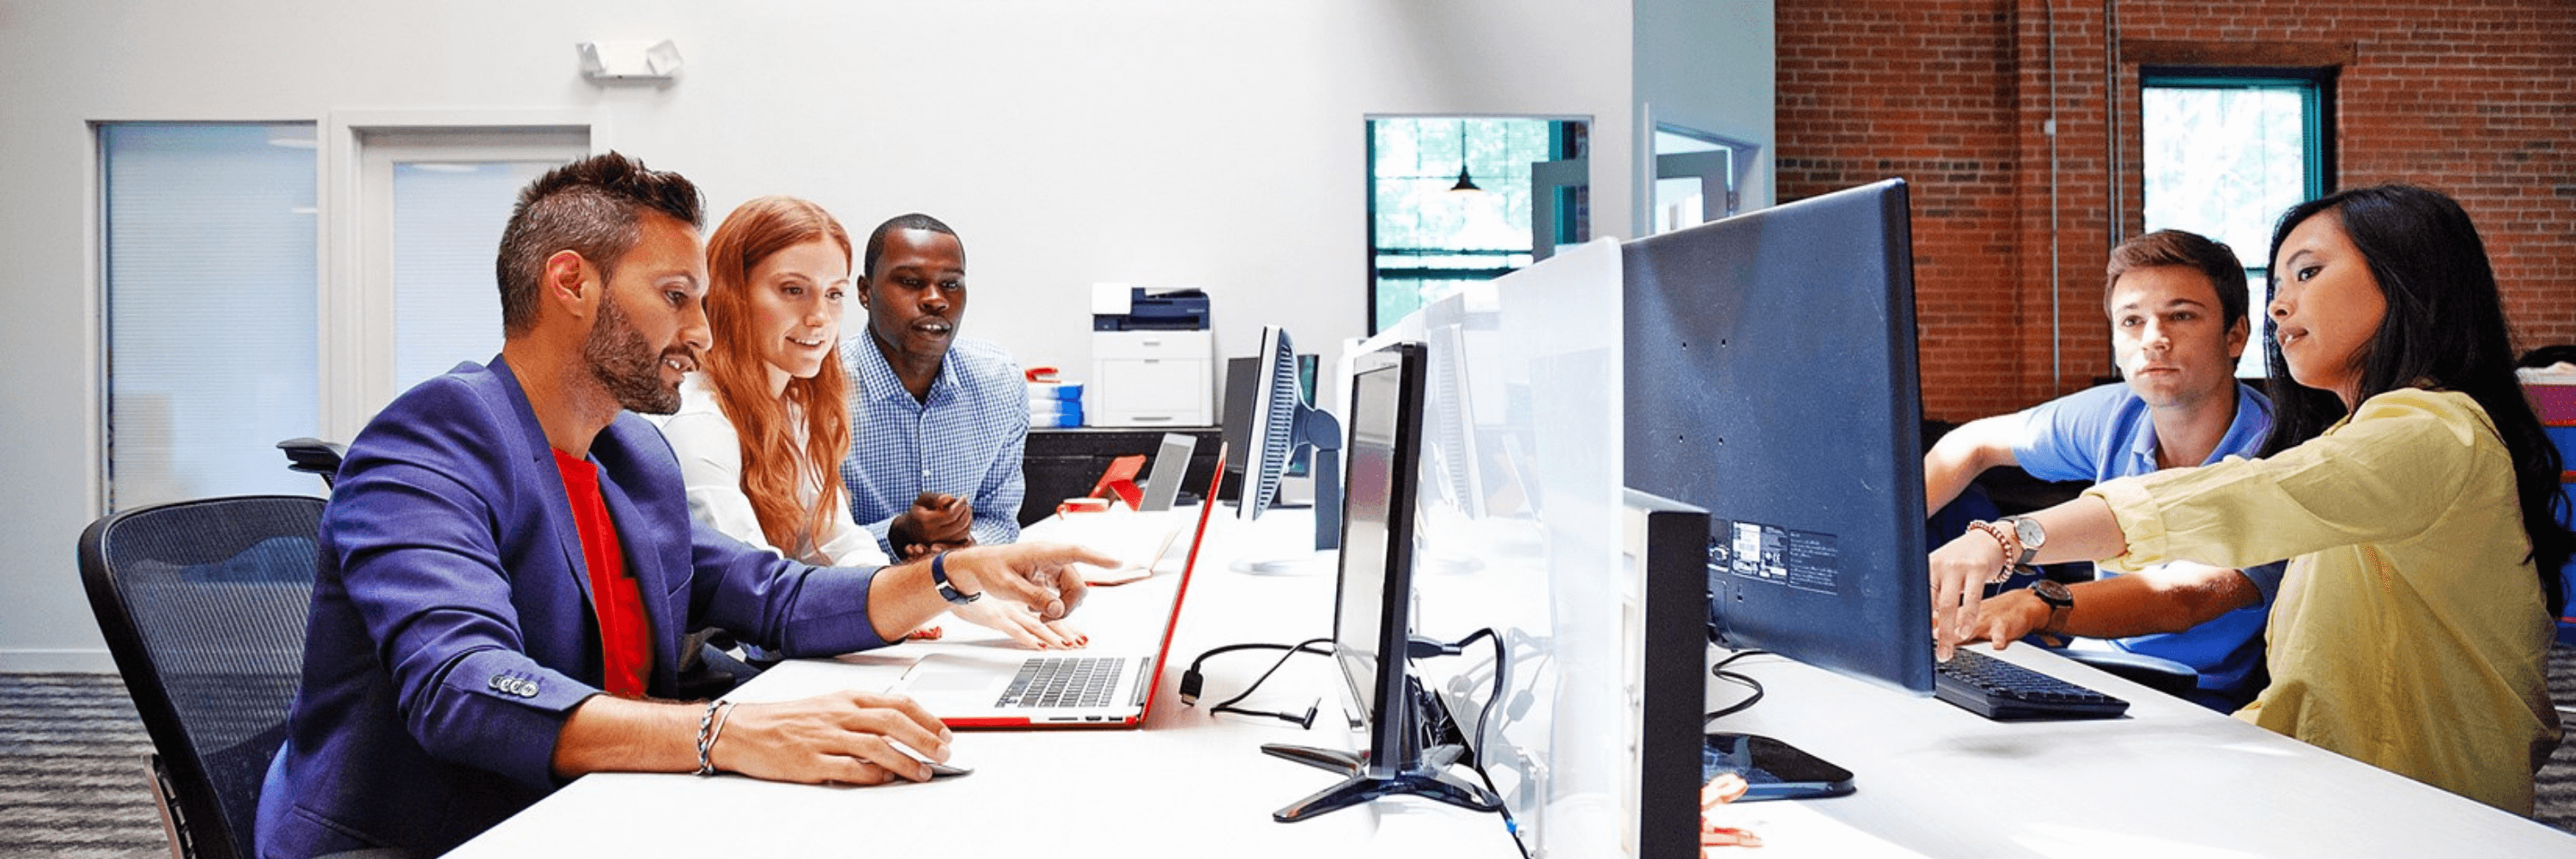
[996,656,1125,710]
[1934,649,2129,721]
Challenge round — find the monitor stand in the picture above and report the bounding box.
[1227,551,1334,576]
[1259,675,1501,822]
[1260,743,1498,822]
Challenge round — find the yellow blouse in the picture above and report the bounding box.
[2087,388,2560,813]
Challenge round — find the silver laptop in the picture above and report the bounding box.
[890,457,1224,728]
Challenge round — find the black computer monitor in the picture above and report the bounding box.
[1623,178,1935,695]
[1220,353,1318,503]
[1233,326,1342,552]
[1261,341,1497,821]
[1622,489,1723,857]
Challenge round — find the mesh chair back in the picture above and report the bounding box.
[78,495,325,859]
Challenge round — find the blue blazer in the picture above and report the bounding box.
[258,357,890,858]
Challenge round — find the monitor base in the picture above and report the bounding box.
[1260,742,1500,822]
[1227,551,1334,576]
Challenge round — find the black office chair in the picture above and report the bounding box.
[78,496,325,859]
[275,437,346,490]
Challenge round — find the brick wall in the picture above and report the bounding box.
[1780,0,2576,421]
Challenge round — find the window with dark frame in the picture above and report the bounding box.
[1366,118,1587,334]
[2139,66,2334,379]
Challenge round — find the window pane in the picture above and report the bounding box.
[104,123,320,509]
[1370,118,1575,331]
[392,161,557,393]
[2142,86,2309,255]
[2142,82,2315,378]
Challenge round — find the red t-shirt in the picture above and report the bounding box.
[551,449,653,699]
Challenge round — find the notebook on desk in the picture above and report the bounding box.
[890,454,1224,728]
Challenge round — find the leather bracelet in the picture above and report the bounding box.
[695,699,731,776]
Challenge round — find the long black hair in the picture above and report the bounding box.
[2256,185,2572,614]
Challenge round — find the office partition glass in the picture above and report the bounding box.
[1370,238,1624,857]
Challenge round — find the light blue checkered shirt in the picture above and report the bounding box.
[839,335,1027,554]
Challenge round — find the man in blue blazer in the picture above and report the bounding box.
[256,153,1110,858]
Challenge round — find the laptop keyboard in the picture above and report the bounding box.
[1934,649,2129,721]
[997,656,1125,710]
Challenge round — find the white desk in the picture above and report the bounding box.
[445,507,2576,858]
[446,509,1522,858]
[1703,643,2576,857]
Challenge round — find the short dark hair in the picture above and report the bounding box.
[2257,184,2572,612]
[495,151,703,336]
[861,212,962,279]
[2104,229,2250,332]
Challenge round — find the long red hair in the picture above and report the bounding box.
[701,195,854,556]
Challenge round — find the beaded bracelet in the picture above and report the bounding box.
[1965,520,2023,584]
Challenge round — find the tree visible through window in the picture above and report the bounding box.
[2140,68,2330,378]
[1367,118,1586,333]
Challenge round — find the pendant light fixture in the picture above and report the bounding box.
[1449,119,1483,194]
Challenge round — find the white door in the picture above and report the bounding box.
[335,127,588,434]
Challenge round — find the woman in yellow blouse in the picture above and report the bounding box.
[1929,185,2573,813]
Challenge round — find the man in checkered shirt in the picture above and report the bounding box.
[840,213,1027,559]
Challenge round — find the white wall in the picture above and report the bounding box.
[1636,0,1777,216]
[0,0,1650,669]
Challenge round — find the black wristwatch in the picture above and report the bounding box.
[2028,578,2074,632]
[930,552,981,606]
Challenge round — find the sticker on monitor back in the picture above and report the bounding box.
[1711,520,1839,595]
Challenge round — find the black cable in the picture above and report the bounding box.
[1712,648,1771,673]
[1442,627,1527,856]
[1181,638,1333,728]
[1705,649,1770,722]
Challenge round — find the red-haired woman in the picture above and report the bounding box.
[659,195,1079,649]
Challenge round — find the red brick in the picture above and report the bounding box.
[1781,0,2576,420]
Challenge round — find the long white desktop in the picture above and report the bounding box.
[447,508,2576,858]
[444,509,1519,857]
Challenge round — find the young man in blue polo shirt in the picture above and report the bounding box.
[1923,229,2285,711]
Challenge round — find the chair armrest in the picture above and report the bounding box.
[2062,648,2199,700]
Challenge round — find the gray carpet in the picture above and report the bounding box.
[2543,642,2576,832]
[0,673,168,859]
[8,649,2576,857]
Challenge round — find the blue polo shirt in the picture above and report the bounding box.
[2011,381,2284,707]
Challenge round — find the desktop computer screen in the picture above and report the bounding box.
[1621,489,1722,858]
[1261,341,1498,821]
[1222,353,1319,499]
[1622,178,1935,695]
[1331,342,1420,760]
[1231,326,1343,552]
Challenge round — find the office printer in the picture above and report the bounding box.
[1090,285,1214,426]
[1093,287,1211,332]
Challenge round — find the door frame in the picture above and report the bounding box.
[319,109,601,440]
